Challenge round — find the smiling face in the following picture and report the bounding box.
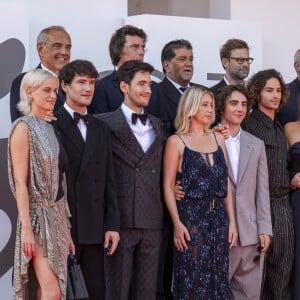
[120,70,152,113]
[62,75,95,113]
[37,29,71,75]
[258,77,282,117]
[28,77,58,115]
[163,47,193,87]
[221,91,248,127]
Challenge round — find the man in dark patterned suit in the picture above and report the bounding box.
[95,60,164,300]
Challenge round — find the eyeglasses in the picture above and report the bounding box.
[229,57,254,64]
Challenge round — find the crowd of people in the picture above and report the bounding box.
[7,24,300,300]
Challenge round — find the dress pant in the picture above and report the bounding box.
[105,228,161,300]
[229,243,264,299]
[75,244,104,300]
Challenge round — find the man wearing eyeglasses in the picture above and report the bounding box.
[210,39,254,100]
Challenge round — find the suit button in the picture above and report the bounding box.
[152,169,156,173]
[136,168,139,171]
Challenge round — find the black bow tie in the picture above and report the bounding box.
[131,113,148,125]
[74,112,91,125]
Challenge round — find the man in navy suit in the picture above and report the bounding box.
[89,25,164,125]
[210,39,253,98]
[10,25,71,121]
[56,59,120,299]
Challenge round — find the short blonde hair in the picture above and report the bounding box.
[294,49,300,63]
[175,86,215,134]
[18,69,57,115]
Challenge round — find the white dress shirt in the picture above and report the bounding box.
[64,103,88,141]
[225,129,241,182]
[121,103,156,153]
[166,77,190,94]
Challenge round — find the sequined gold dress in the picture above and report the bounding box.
[8,116,69,299]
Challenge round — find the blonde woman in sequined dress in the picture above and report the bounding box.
[8,69,74,299]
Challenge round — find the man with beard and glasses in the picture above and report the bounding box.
[210,39,253,104]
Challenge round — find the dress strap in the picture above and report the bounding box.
[212,132,219,147]
[176,134,186,146]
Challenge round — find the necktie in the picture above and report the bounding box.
[131,113,148,125]
[73,112,91,125]
[179,86,188,93]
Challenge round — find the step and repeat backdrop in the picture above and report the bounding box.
[0,2,262,297]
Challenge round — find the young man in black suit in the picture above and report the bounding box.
[95,60,165,299]
[55,59,120,299]
[10,25,71,121]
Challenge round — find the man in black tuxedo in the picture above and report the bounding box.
[210,39,253,98]
[159,39,205,136]
[90,25,163,123]
[10,25,71,121]
[55,59,120,299]
[95,60,164,299]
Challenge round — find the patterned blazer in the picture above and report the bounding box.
[95,108,165,230]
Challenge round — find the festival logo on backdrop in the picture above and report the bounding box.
[0,37,25,277]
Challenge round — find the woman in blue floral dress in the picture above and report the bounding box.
[163,86,237,299]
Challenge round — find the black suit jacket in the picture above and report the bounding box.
[209,78,227,96]
[95,108,164,229]
[158,77,204,135]
[277,78,300,126]
[10,63,65,122]
[55,107,120,245]
[90,70,162,117]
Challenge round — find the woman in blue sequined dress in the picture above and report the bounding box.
[163,86,237,299]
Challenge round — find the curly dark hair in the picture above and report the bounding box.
[215,85,250,124]
[247,69,289,110]
[109,25,147,66]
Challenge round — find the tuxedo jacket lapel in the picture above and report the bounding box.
[111,108,145,161]
[141,115,164,163]
[79,118,98,176]
[56,107,84,153]
[111,70,119,89]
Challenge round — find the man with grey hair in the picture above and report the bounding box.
[10,25,71,121]
[210,38,253,97]
[277,48,300,126]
